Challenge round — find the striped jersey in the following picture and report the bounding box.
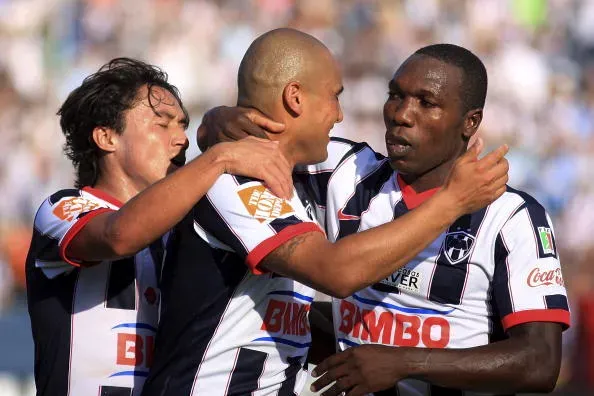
[26,187,164,396]
[298,137,570,396]
[142,175,322,396]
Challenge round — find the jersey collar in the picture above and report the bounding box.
[82,186,124,208]
[395,174,440,209]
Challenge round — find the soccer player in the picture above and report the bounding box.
[25,58,294,396]
[141,29,509,396]
[207,44,569,395]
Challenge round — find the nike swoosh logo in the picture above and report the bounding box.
[337,208,361,221]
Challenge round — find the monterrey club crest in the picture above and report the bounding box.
[443,231,475,265]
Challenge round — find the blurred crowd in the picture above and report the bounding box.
[0,0,593,394]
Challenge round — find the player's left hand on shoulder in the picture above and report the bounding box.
[310,345,402,396]
[197,105,285,151]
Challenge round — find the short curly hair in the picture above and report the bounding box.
[415,44,488,113]
[58,57,189,188]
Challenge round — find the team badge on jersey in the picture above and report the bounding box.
[238,185,294,223]
[538,227,555,255]
[52,197,103,221]
[443,231,475,265]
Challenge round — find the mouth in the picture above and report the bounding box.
[385,134,412,156]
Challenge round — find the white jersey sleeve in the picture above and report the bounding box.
[294,137,381,214]
[493,191,570,331]
[32,189,115,277]
[193,174,324,274]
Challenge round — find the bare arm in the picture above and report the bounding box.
[66,138,292,263]
[260,141,509,298]
[311,322,562,395]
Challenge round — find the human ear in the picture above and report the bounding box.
[462,109,483,140]
[91,127,118,153]
[282,82,303,117]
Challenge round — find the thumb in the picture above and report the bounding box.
[460,137,484,162]
[247,112,286,134]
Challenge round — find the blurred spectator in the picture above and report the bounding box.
[0,0,593,394]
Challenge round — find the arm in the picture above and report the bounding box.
[310,322,562,395]
[66,137,292,263]
[260,140,509,298]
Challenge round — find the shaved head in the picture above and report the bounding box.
[238,28,334,113]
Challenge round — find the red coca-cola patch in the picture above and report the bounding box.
[526,268,564,288]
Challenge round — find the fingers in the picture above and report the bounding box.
[477,143,509,168]
[262,164,293,200]
[311,363,351,392]
[320,376,356,396]
[243,138,293,199]
[312,351,349,378]
[245,110,286,134]
[237,116,270,139]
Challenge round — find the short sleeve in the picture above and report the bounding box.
[33,189,114,274]
[194,175,323,275]
[492,199,570,331]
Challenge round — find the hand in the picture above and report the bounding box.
[197,106,285,151]
[213,137,293,199]
[310,345,403,396]
[441,138,509,216]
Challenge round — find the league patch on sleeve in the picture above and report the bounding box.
[538,227,555,255]
[52,197,104,221]
[237,185,294,223]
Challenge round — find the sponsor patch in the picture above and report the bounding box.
[443,231,475,265]
[379,268,422,294]
[238,185,294,223]
[52,197,103,221]
[527,267,564,288]
[538,227,555,255]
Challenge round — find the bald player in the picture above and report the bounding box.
[141,29,509,396]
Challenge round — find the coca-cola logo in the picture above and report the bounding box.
[527,268,564,288]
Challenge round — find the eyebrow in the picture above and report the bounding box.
[156,111,189,128]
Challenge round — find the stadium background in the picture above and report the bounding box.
[0,0,592,394]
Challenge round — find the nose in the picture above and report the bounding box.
[173,127,189,151]
[336,101,344,124]
[391,97,414,127]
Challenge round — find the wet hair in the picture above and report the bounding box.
[415,44,488,113]
[57,57,189,188]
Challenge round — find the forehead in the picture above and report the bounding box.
[391,54,463,98]
[133,84,183,115]
[312,49,343,89]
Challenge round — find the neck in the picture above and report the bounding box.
[92,168,143,204]
[398,151,462,192]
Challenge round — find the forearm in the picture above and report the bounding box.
[320,190,461,295]
[71,147,227,261]
[402,337,558,393]
[106,149,225,254]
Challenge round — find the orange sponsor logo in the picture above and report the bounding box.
[52,197,103,221]
[238,185,294,223]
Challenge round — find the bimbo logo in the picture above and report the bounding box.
[261,299,310,336]
[110,323,156,377]
[527,268,564,288]
[338,300,451,348]
[443,231,475,264]
[238,185,294,223]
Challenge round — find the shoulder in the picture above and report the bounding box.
[329,137,385,166]
[496,186,550,222]
[34,188,112,234]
